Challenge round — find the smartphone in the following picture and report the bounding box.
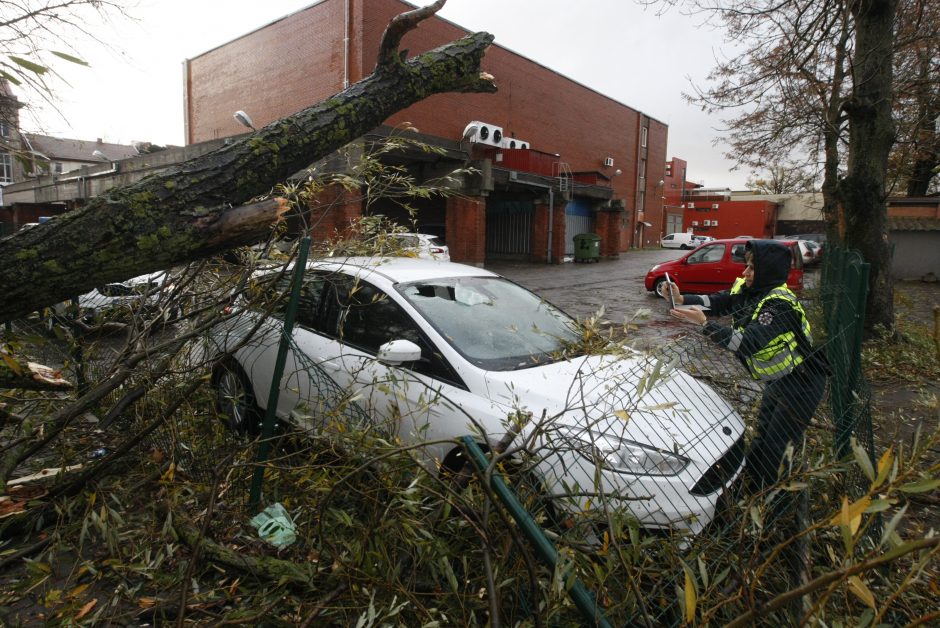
[664,272,677,309]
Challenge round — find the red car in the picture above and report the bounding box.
[645,238,804,295]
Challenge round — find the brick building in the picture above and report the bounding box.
[182,0,668,264]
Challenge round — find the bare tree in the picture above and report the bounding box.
[659,0,898,334]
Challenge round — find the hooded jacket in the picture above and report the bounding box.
[686,240,811,378]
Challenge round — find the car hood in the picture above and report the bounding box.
[483,353,743,463]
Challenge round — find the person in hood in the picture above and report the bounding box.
[665,239,827,490]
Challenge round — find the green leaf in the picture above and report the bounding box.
[51,51,89,66]
[898,479,940,494]
[0,70,22,85]
[8,56,48,75]
[852,437,875,482]
[878,504,908,550]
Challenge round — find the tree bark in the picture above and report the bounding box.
[840,0,897,334]
[0,1,495,322]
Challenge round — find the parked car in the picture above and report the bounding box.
[645,238,804,295]
[388,233,450,261]
[660,232,698,249]
[795,240,816,266]
[48,271,174,326]
[207,257,745,534]
[691,235,715,246]
[803,239,823,264]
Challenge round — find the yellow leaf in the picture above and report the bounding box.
[68,583,90,599]
[74,598,97,620]
[1,352,23,376]
[684,568,697,624]
[613,410,630,422]
[830,495,870,531]
[137,597,157,608]
[160,462,176,483]
[874,446,893,488]
[848,576,876,609]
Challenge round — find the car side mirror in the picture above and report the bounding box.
[376,339,422,365]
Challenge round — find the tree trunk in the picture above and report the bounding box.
[840,0,897,335]
[0,2,495,323]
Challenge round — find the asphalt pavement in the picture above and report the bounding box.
[485,249,824,351]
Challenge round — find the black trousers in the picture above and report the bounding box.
[745,365,827,489]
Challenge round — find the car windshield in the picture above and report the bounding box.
[398,276,583,371]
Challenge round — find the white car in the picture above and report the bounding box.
[388,232,450,261]
[49,271,173,325]
[207,257,744,534]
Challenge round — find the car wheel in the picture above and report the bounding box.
[652,276,667,297]
[213,361,261,435]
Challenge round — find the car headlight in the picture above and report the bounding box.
[560,428,689,476]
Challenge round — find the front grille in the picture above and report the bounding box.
[690,436,745,496]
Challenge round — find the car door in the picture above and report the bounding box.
[677,242,730,292]
[324,275,508,464]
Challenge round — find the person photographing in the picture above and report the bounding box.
[663,239,827,491]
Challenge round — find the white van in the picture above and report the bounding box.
[660,232,697,249]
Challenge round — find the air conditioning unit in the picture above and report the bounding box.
[711,220,719,227]
[712,203,719,209]
[501,137,529,149]
[462,121,503,146]
[691,220,699,226]
[603,156,615,167]
[703,220,711,226]
[687,202,695,209]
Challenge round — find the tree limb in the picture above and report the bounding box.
[0,6,494,322]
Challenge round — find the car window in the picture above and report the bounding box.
[326,275,461,384]
[687,244,725,264]
[399,276,582,371]
[730,244,746,263]
[663,234,674,241]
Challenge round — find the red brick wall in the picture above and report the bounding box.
[185,0,669,253]
[308,184,364,242]
[445,196,485,265]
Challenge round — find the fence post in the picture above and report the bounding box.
[249,237,311,511]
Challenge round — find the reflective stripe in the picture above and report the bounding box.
[733,283,812,381]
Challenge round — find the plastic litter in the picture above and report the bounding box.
[249,503,297,548]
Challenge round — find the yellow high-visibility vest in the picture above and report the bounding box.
[729,282,811,380]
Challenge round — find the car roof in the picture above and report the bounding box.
[309,256,495,284]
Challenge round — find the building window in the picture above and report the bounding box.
[641,126,648,148]
[54,162,63,174]
[0,152,13,183]
[639,158,646,180]
[0,121,8,138]
[639,190,646,211]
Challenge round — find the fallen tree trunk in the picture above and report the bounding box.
[0,0,495,322]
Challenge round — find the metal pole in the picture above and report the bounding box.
[249,237,311,511]
[460,436,612,628]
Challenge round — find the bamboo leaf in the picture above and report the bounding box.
[879,504,908,550]
[898,479,940,494]
[848,576,876,609]
[51,51,89,66]
[8,55,48,75]
[852,437,875,482]
[0,70,21,85]
[683,565,697,624]
[873,446,893,489]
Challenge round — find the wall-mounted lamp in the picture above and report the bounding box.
[234,110,256,131]
[614,168,623,177]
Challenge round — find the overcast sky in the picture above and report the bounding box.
[21,0,748,188]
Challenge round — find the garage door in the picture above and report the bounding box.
[486,198,533,255]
